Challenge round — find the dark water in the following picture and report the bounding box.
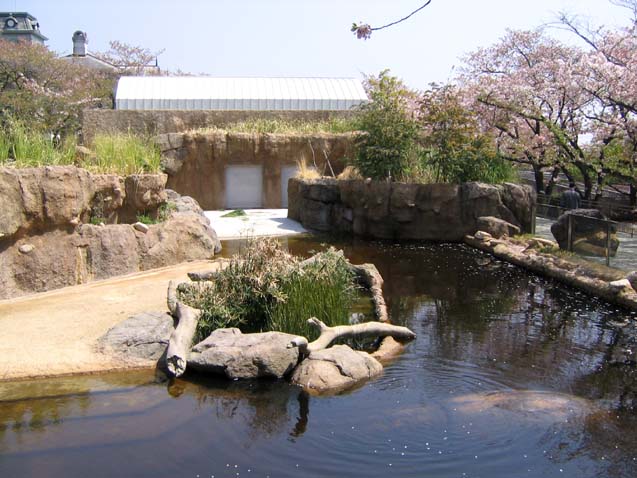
[2,237,637,478]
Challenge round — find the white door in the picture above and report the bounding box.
[281,165,299,208]
[225,165,263,209]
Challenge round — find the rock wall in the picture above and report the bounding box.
[82,109,356,142]
[157,131,358,210]
[0,166,220,299]
[288,178,536,241]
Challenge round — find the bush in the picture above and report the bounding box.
[178,238,358,342]
[353,70,421,181]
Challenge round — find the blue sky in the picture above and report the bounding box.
[3,0,632,89]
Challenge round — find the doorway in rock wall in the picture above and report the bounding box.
[225,165,263,209]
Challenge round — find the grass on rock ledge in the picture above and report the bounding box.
[178,238,359,342]
[0,123,161,175]
[191,117,359,135]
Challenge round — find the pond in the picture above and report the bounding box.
[1,237,637,478]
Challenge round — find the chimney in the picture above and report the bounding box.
[72,30,87,56]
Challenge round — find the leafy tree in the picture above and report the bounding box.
[419,84,514,183]
[0,39,113,137]
[353,70,421,181]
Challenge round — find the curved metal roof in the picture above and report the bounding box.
[115,76,368,111]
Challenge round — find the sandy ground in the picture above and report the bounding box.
[0,210,307,382]
[0,260,221,381]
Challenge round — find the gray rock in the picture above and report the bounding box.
[18,244,34,254]
[474,230,493,242]
[133,221,149,233]
[610,279,632,291]
[290,344,383,394]
[476,216,521,238]
[97,311,175,361]
[188,328,301,379]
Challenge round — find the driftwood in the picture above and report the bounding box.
[349,263,389,322]
[289,317,415,355]
[165,280,201,377]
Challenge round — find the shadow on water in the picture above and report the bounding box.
[2,236,637,477]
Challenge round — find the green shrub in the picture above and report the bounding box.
[179,238,358,342]
[353,70,421,181]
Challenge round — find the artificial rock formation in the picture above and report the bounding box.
[161,260,416,393]
[97,311,175,362]
[156,131,357,210]
[290,344,384,395]
[0,166,221,299]
[550,209,619,257]
[288,178,535,241]
[189,328,303,379]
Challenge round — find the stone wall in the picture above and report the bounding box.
[82,109,355,142]
[288,178,536,241]
[157,131,358,210]
[0,166,220,299]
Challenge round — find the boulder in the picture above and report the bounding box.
[188,328,302,379]
[97,311,175,361]
[476,216,521,238]
[122,174,168,221]
[550,209,619,256]
[290,344,383,395]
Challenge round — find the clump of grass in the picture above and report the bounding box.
[266,249,357,340]
[337,165,363,180]
[192,117,359,135]
[157,202,177,221]
[179,238,358,342]
[0,120,76,167]
[91,133,160,174]
[295,157,321,180]
[221,209,247,218]
[135,202,177,225]
[136,213,155,225]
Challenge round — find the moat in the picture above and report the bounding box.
[1,237,636,478]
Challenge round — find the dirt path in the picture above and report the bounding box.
[0,260,220,381]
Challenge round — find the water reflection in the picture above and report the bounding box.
[2,238,637,477]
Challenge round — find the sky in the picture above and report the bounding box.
[2,0,633,90]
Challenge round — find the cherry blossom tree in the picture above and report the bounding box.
[557,8,637,203]
[93,40,163,76]
[0,39,113,136]
[461,29,612,199]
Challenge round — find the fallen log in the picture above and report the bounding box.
[289,317,415,355]
[165,280,201,377]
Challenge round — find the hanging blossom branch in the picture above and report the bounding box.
[352,0,433,40]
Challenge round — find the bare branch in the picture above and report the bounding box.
[352,1,433,40]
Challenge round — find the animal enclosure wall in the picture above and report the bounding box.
[157,131,358,210]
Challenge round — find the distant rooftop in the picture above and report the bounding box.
[0,12,47,43]
[115,77,368,111]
